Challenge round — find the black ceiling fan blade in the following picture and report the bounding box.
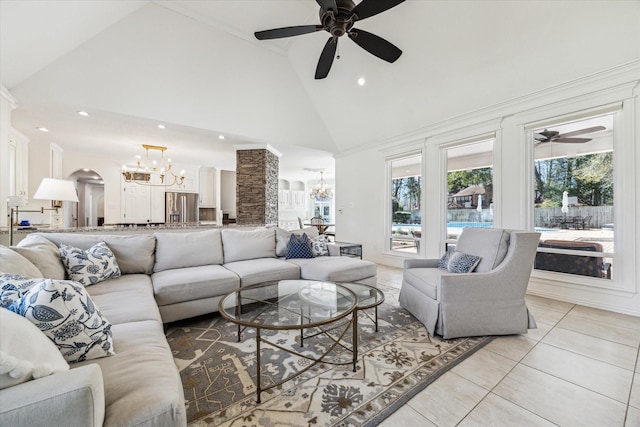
[349,0,406,21]
[316,0,337,12]
[348,28,402,63]
[255,25,323,40]
[556,126,606,139]
[315,37,338,79]
[554,137,592,144]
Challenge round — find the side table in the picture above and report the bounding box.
[335,242,363,259]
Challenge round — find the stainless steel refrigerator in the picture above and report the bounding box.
[166,192,199,224]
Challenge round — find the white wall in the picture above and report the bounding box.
[0,86,17,227]
[336,63,640,317]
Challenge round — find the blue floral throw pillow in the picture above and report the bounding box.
[9,279,115,363]
[59,242,121,286]
[311,235,329,257]
[447,251,482,273]
[0,273,43,309]
[286,233,314,259]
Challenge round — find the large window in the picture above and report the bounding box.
[446,138,494,244]
[389,154,422,254]
[531,113,615,280]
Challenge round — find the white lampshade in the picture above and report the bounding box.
[33,178,79,203]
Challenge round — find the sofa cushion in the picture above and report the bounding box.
[455,228,510,273]
[72,320,186,427]
[223,258,300,286]
[0,245,42,278]
[9,279,115,363]
[86,275,161,325]
[151,265,240,306]
[39,233,156,275]
[221,228,276,263]
[275,227,319,257]
[59,242,121,286]
[153,229,223,273]
[0,308,70,390]
[13,235,66,279]
[287,257,377,283]
[402,268,449,300]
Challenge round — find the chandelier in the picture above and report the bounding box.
[121,144,185,187]
[309,171,333,201]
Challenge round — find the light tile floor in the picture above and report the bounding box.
[375,265,640,427]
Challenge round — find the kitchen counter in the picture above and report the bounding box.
[0,223,260,246]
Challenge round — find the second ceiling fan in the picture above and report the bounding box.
[254,0,406,79]
[534,126,606,145]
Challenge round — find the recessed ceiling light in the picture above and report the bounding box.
[218,135,225,140]
[157,124,166,129]
[357,77,366,86]
[77,111,89,117]
[37,127,49,132]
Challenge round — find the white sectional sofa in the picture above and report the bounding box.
[0,226,376,427]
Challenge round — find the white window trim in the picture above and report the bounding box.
[522,100,635,294]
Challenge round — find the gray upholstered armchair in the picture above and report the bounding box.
[399,228,540,339]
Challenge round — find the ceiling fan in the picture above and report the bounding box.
[254,0,405,79]
[534,126,606,144]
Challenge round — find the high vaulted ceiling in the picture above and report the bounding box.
[2,1,639,179]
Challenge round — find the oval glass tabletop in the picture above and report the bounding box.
[339,282,385,309]
[218,279,357,330]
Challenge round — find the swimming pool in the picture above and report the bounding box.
[392,222,557,232]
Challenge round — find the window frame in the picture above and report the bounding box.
[523,102,634,292]
[384,149,424,256]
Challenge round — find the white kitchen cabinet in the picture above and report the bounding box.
[199,167,216,207]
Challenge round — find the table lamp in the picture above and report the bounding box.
[8,178,79,245]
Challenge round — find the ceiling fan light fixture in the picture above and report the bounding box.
[255,0,405,79]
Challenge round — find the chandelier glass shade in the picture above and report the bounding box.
[121,144,185,187]
[309,171,333,201]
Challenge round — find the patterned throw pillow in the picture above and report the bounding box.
[447,251,482,273]
[311,235,329,257]
[437,249,454,270]
[285,233,314,259]
[59,242,121,286]
[8,279,115,363]
[0,273,43,309]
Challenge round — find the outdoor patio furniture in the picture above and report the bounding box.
[535,239,611,279]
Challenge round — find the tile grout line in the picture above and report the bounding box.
[623,345,640,426]
[455,308,567,426]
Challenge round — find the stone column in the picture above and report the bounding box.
[236,146,280,227]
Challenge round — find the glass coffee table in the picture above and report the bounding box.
[219,279,358,403]
[219,280,385,403]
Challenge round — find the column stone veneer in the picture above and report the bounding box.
[236,148,279,227]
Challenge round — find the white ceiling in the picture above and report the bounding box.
[2,1,639,181]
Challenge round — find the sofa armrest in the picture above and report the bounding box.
[0,364,105,427]
[404,258,439,271]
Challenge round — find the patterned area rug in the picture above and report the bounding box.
[166,286,492,426]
